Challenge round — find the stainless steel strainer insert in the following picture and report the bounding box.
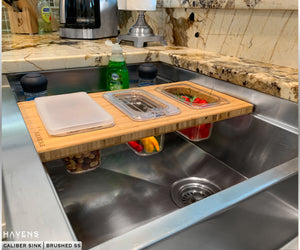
[170,177,221,208]
[117,94,163,113]
[103,89,180,121]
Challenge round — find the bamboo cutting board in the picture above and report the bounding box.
[18,81,254,162]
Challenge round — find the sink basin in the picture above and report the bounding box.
[44,132,247,249]
[4,62,298,250]
[45,161,177,249]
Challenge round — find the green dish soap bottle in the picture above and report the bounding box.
[106,43,129,91]
[37,0,52,34]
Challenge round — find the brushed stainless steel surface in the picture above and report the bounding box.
[2,76,76,241]
[145,181,298,250]
[3,63,298,250]
[92,158,297,250]
[101,133,247,188]
[116,34,167,48]
[59,0,118,39]
[44,133,246,249]
[59,0,66,24]
[45,163,177,249]
[198,114,298,178]
[2,190,7,240]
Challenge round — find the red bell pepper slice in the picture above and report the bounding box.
[128,141,144,152]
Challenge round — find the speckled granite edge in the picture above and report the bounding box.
[155,48,298,102]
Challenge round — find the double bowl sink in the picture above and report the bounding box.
[5,63,298,250]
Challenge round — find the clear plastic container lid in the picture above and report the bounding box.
[34,92,115,136]
[156,83,229,109]
[103,89,180,121]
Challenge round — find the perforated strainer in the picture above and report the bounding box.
[170,177,221,208]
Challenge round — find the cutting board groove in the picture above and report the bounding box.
[18,81,254,162]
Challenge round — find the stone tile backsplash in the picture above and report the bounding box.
[120,6,298,69]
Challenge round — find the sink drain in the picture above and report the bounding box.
[170,177,221,208]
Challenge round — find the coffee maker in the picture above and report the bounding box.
[59,0,118,39]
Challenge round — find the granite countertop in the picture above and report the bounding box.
[2,32,298,102]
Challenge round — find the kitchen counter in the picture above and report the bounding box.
[2,32,298,103]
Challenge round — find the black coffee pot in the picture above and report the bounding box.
[59,0,118,39]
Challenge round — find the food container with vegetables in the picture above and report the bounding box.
[127,134,164,156]
[156,83,229,109]
[156,83,226,142]
[177,123,213,141]
[63,150,101,174]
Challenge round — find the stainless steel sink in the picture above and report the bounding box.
[44,132,247,249]
[4,63,298,250]
[45,161,176,249]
